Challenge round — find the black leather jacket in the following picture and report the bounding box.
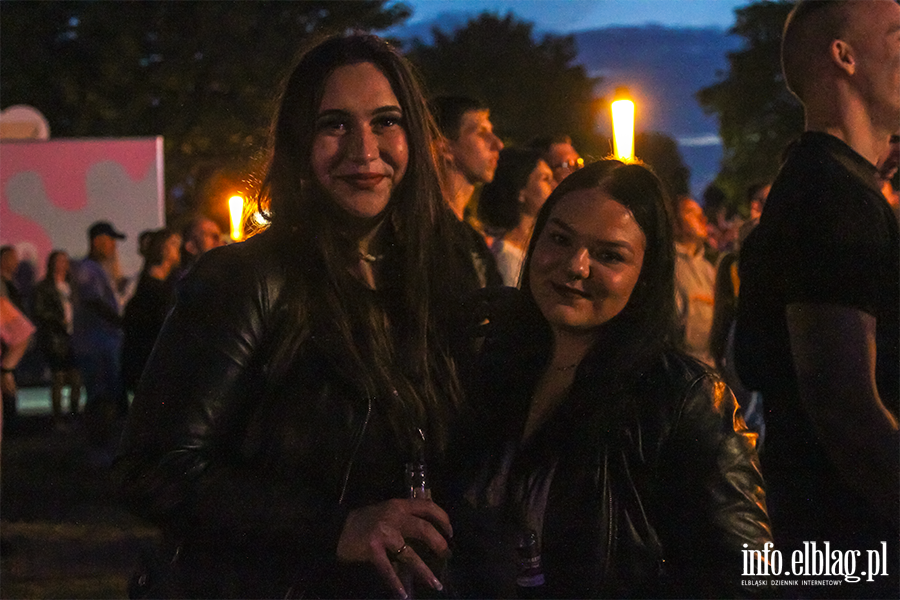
[450,297,772,598]
[114,231,430,598]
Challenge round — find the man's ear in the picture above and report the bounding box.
[830,39,856,76]
[436,136,456,167]
[184,239,197,256]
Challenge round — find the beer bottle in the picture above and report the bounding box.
[516,529,546,599]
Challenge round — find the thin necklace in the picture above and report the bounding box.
[358,251,383,263]
[554,362,578,372]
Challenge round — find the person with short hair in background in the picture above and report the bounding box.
[736,2,899,596]
[121,229,181,396]
[529,134,583,188]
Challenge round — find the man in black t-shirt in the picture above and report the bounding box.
[735,2,899,596]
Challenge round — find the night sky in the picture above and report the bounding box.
[397,0,748,31]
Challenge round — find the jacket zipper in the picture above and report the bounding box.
[338,395,373,505]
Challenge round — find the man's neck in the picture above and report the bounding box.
[445,170,475,221]
[676,238,703,257]
[806,96,892,166]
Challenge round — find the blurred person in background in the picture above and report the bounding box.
[431,95,504,288]
[177,215,223,278]
[121,229,181,396]
[33,250,82,429]
[73,221,127,451]
[672,195,716,366]
[1,294,35,446]
[529,134,583,188]
[477,147,554,286]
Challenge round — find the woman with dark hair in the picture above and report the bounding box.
[451,159,772,598]
[121,228,181,395]
[478,147,554,286]
[115,33,478,599]
[32,250,81,428]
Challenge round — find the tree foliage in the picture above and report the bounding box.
[696,0,802,209]
[635,131,691,199]
[0,1,410,221]
[405,14,604,158]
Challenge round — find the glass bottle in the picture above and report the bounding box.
[516,529,546,599]
[401,459,447,598]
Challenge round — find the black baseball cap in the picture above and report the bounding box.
[88,221,126,240]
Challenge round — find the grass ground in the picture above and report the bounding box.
[1,412,160,599]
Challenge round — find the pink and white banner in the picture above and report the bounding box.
[0,137,164,279]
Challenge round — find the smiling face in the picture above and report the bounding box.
[529,188,646,336]
[311,61,409,220]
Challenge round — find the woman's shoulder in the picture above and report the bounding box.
[629,350,729,416]
[185,230,287,289]
[177,230,292,317]
[645,349,740,432]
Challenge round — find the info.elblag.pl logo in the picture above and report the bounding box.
[741,542,890,590]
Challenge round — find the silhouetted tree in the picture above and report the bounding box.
[696,0,800,209]
[406,14,604,157]
[635,131,691,199]
[0,1,410,219]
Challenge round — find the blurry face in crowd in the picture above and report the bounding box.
[92,234,117,260]
[311,61,408,220]
[164,233,182,267]
[52,253,70,280]
[749,185,771,220]
[529,188,646,336]
[447,109,503,185]
[519,159,555,218]
[546,142,583,187]
[0,248,18,278]
[677,198,709,244]
[188,219,223,256]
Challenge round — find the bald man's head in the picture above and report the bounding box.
[781,0,850,103]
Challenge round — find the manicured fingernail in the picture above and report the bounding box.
[398,589,409,600]
[431,578,444,591]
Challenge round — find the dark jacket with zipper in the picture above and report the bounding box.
[113,230,457,599]
[450,289,773,599]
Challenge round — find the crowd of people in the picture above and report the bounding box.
[0,216,224,444]
[1,1,898,598]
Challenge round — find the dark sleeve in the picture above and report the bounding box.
[780,190,885,315]
[657,373,772,598]
[112,246,349,562]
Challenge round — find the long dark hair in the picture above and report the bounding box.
[521,159,677,395]
[478,147,544,233]
[257,33,470,454]
[44,250,70,282]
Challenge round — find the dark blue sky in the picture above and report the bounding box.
[397,0,749,31]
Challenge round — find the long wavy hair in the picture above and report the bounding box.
[257,33,471,455]
[520,159,678,397]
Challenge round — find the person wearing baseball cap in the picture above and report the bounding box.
[73,220,128,455]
